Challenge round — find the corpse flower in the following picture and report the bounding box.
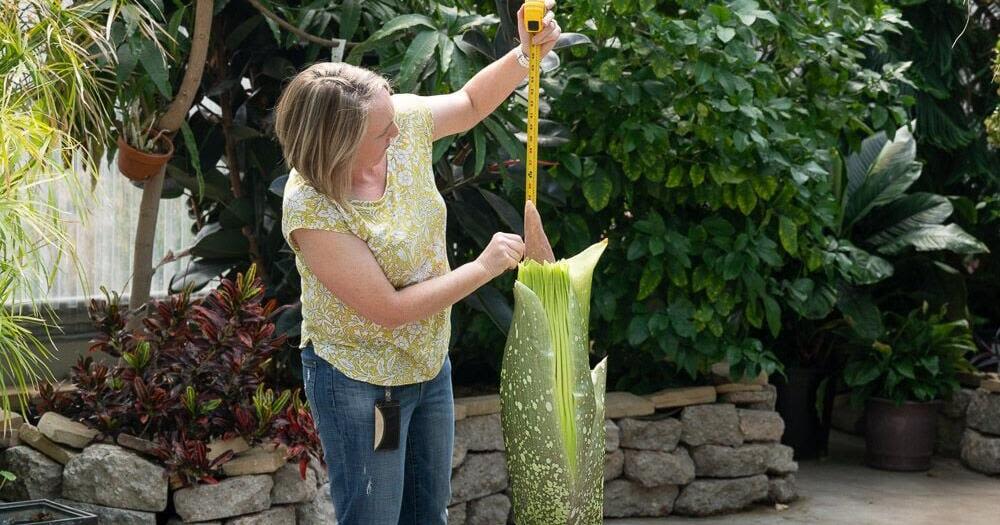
[500,202,608,524]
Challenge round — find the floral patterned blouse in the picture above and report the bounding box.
[281,93,451,386]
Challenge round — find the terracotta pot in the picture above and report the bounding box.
[864,397,941,471]
[116,132,174,181]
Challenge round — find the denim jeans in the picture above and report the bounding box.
[300,345,454,524]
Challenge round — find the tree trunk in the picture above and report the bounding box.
[128,0,214,322]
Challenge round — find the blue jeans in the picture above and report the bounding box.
[300,345,454,524]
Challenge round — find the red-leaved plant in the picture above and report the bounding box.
[37,266,323,487]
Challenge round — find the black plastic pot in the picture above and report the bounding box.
[864,397,940,471]
[773,366,835,460]
[0,499,97,524]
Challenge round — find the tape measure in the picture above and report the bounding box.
[523,0,545,205]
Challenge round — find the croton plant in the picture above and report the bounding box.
[37,266,322,487]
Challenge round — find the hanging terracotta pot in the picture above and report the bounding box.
[116,130,174,182]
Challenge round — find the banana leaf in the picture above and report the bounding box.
[500,238,608,524]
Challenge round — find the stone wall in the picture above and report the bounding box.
[0,412,333,524]
[449,378,798,523]
[936,374,1000,475]
[2,370,796,523]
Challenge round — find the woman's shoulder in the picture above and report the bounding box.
[281,170,353,237]
[282,170,311,204]
[283,171,338,214]
[391,93,426,112]
[390,93,432,148]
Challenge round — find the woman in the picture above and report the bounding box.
[274,2,560,523]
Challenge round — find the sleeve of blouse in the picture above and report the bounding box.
[281,178,354,253]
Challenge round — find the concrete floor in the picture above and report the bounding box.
[606,431,1000,525]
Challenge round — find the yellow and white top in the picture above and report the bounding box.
[281,94,451,386]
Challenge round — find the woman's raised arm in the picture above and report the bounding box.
[423,0,560,142]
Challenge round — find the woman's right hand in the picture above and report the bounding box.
[476,232,525,278]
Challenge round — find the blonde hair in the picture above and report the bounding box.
[274,62,393,207]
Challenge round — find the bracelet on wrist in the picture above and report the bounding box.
[514,46,530,68]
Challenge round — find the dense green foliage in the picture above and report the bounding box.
[113,0,996,392]
[533,0,917,389]
[786,124,986,362]
[882,0,1000,332]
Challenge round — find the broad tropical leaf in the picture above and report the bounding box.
[863,192,953,246]
[844,131,887,198]
[837,241,893,285]
[879,223,989,255]
[843,126,922,230]
[397,30,438,92]
[501,240,608,524]
[836,287,883,341]
[345,14,435,63]
[785,278,837,320]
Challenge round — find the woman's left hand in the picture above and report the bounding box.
[517,0,561,57]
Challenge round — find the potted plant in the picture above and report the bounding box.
[115,97,173,182]
[775,124,987,459]
[771,319,841,460]
[843,302,975,471]
[111,17,178,183]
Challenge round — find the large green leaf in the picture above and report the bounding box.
[879,223,989,255]
[190,224,250,259]
[844,131,887,199]
[338,0,361,40]
[478,188,523,236]
[836,287,883,341]
[447,44,473,86]
[465,284,513,333]
[346,14,435,63]
[438,32,455,74]
[397,30,438,93]
[455,13,499,33]
[863,192,953,246]
[501,240,607,524]
[482,116,522,160]
[778,215,798,255]
[843,127,921,229]
[139,37,172,98]
[582,172,612,211]
[785,278,837,320]
[837,242,894,285]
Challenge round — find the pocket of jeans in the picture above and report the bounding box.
[301,359,322,426]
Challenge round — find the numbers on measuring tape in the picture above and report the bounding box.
[526,42,541,205]
[523,0,545,206]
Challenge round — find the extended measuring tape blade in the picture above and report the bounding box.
[524,0,545,205]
